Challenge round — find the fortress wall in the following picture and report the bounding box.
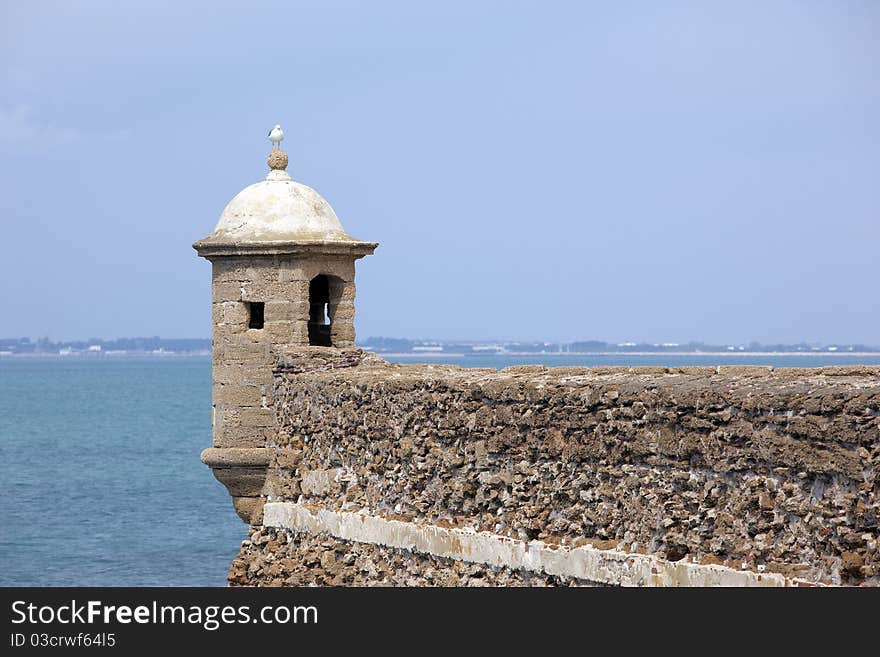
[228,350,880,586]
[230,527,592,586]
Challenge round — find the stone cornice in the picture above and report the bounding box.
[193,239,378,259]
[201,447,273,469]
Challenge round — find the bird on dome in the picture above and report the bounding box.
[268,124,284,150]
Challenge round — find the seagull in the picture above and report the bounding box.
[268,124,284,150]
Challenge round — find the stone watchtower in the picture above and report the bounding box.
[194,132,377,522]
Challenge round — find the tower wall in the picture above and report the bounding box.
[209,254,358,450]
[195,140,376,526]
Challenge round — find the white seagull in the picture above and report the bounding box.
[268,124,284,150]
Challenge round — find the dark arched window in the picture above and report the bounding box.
[308,275,332,346]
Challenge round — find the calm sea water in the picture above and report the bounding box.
[2,352,878,586]
[0,357,241,586]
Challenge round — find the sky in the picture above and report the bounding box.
[1,1,878,344]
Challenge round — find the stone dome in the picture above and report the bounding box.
[204,169,357,244]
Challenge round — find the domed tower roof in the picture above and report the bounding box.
[194,145,376,257]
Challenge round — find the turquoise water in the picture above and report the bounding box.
[1,352,878,586]
[0,357,242,586]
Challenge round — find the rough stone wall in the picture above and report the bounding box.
[229,526,594,587]
[235,352,880,586]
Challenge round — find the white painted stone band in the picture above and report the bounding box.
[263,502,818,587]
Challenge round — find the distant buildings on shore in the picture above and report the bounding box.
[0,336,876,357]
[357,337,878,355]
[0,337,211,356]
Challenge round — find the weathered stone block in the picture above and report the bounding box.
[300,469,340,496]
[212,467,268,497]
[213,364,243,386]
[239,407,276,427]
[231,497,265,524]
[241,365,273,386]
[212,281,242,303]
[278,259,311,283]
[330,301,355,320]
[215,425,271,448]
[210,259,243,283]
[216,383,265,407]
[214,301,247,326]
[245,266,278,284]
[274,449,303,469]
[215,342,270,363]
[330,325,355,343]
[291,320,310,344]
[265,300,309,323]
[264,320,295,343]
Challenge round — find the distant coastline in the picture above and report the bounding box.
[0,350,211,358]
[2,335,878,358]
[4,350,880,359]
[383,351,880,358]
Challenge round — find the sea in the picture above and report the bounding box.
[2,352,879,586]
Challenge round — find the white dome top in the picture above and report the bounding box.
[208,169,356,243]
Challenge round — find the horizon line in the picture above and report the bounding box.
[2,335,879,349]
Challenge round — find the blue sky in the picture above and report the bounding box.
[2,1,877,343]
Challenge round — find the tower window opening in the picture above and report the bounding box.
[308,275,332,346]
[247,302,264,329]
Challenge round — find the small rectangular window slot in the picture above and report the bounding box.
[247,302,264,329]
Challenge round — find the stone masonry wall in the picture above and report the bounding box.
[206,256,357,521]
[211,254,356,447]
[232,351,880,586]
[230,526,594,586]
